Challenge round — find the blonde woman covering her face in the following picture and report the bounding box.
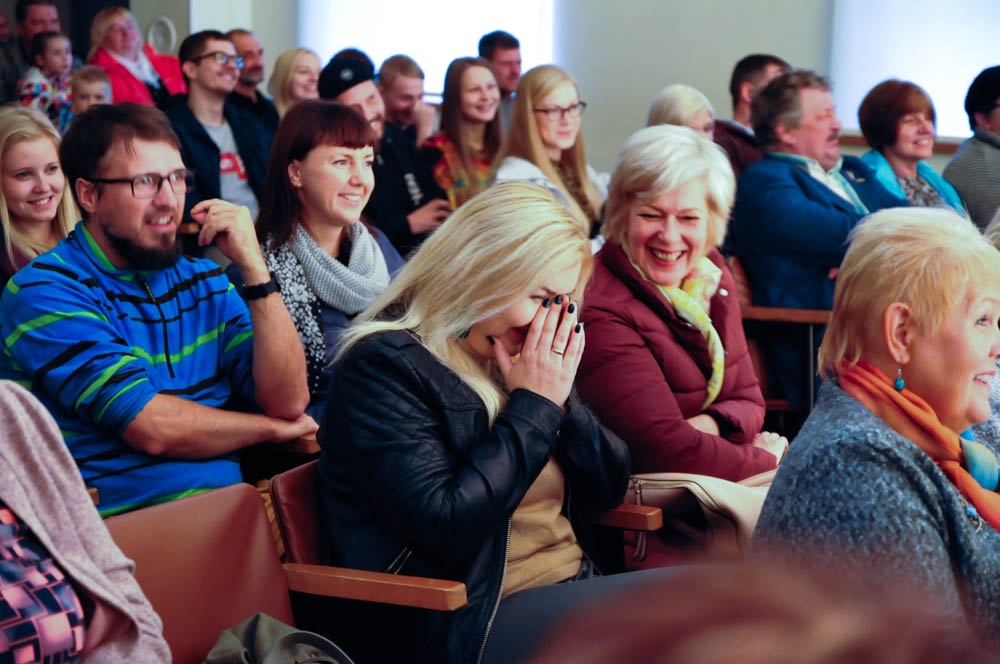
[578,125,783,484]
[753,207,1000,643]
[0,106,76,287]
[493,65,608,239]
[319,182,671,663]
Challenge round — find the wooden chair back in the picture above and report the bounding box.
[105,483,294,664]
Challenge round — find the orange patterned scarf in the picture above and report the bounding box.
[837,360,1000,532]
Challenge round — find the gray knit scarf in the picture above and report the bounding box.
[290,222,389,314]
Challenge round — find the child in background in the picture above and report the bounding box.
[64,66,112,132]
[17,31,73,131]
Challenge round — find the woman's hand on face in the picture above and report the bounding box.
[752,431,789,464]
[494,296,584,408]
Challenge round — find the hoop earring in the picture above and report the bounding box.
[893,366,905,392]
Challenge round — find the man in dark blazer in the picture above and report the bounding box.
[728,70,906,406]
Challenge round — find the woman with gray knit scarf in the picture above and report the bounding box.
[234,100,402,423]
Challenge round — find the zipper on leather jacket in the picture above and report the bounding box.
[384,546,412,575]
[139,276,175,378]
[476,519,511,664]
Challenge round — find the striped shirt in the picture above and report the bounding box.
[0,222,254,515]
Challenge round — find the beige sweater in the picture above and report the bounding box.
[503,458,583,597]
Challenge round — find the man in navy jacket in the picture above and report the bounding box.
[728,70,906,406]
[162,30,271,222]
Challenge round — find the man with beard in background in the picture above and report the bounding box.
[226,28,279,136]
[0,103,316,515]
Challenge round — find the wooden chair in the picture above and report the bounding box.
[104,482,474,664]
[726,257,831,423]
[270,460,662,572]
[105,483,296,664]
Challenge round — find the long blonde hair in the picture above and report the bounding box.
[493,65,603,230]
[0,107,77,268]
[269,48,318,117]
[339,181,593,421]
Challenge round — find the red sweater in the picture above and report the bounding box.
[89,44,186,106]
[578,241,774,480]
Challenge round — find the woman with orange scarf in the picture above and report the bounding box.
[752,207,1000,643]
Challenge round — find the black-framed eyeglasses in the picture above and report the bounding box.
[88,170,196,199]
[533,102,587,121]
[190,51,243,69]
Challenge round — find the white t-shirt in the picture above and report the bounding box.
[203,120,259,220]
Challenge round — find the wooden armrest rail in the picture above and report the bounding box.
[593,504,663,531]
[283,562,467,611]
[87,487,99,506]
[742,305,831,325]
[179,222,200,235]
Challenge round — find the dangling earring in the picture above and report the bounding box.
[457,328,469,339]
[893,365,905,392]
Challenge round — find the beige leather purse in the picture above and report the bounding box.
[624,469,776,562]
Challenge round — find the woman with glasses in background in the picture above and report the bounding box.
[493,65,608,241]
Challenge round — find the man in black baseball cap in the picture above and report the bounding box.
[944,65,1000,228]
[320,55,450,255]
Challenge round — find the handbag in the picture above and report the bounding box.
[203,612,355,664]
[623,469,776,564]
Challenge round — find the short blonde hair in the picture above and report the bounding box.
[493,65,602,231]
[647,84,714,128]
[603,124,734,250]
[88,6,141,62]
[819,208,1000,378]
[269,48,319,117]
[0,107,78,268]
[339,181,593,421]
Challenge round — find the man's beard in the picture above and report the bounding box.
[105,228,181,270]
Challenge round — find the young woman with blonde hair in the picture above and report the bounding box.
[319,182,669,663]
[268,48,320,117]
[493,65,607,238]
[421,56,502,208]
[0,106,77,286]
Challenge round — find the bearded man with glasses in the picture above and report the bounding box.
[0,102,317,516]
[162,30,272,224]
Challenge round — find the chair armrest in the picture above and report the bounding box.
[592,504,663,531]
[741,305,831,325]
[179,221,200,235]
[282,562,467,611]
[87,487,99,506]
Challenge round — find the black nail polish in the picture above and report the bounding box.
[567,302,576,314]
[575,323,582,333]
[543,298,551,308]
[487,336,495,345]
[555,295,563,305]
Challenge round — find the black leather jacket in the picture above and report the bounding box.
[317,329,630,663]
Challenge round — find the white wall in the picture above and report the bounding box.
[553,0,833,171]
[129,0,834,169]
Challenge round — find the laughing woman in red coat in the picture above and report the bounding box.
[578,125,786,480]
